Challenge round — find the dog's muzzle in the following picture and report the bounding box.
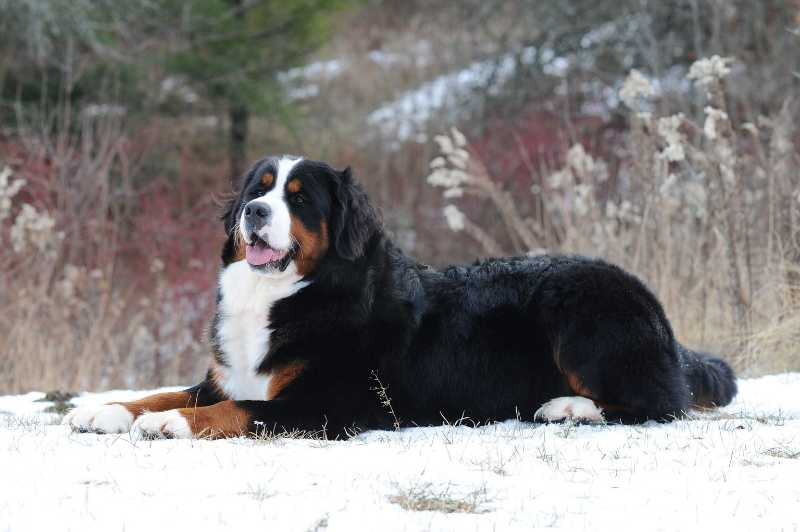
[243,200,272,234]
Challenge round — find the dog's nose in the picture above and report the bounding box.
[244,201,271,229]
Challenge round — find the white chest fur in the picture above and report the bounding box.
[215,260,307,400]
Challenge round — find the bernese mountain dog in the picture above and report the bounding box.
[65,155,737,439]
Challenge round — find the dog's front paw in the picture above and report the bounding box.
[63,403,134,434]
[131,410,193,440]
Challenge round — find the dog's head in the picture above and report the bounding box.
[221,156,379,276]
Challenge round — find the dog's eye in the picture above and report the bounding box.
[290,194,306,206]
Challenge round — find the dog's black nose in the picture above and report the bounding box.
[244,201,271,229]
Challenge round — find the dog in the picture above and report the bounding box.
[65,155,737,439]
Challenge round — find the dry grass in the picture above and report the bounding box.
[762,446,800,459]
[388,483,489,514]
[0,109,215,395]
[238,484,276,502]
[428,58,800,377]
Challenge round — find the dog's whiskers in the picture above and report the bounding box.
[290,234,305,261]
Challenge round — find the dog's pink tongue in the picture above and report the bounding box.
[246,242,286,266]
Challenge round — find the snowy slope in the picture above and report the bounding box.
[1,375,799,532]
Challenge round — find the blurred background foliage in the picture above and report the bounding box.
[0,0,798,392]
[0,0,349,178]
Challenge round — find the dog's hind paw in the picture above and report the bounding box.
[534,396,604,423]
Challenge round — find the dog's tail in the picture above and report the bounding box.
[679,344,738,408]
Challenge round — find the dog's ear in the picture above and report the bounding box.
[220,194,241,265]
[221,194,239,237]
[219,169,253,264]
[330,166,380,261]
[221,162,261,235]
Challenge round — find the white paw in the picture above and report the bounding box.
[63,403,134,434]
[131,410,192,440]
[534,396,604,423]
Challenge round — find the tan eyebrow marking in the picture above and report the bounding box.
[261,173,274,187]
[287,178,302,194]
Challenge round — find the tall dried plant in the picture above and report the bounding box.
[0,103,211,394]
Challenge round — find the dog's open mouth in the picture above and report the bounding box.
[245,234,292,270]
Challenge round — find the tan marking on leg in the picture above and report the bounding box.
[178,400,251,439]
[290,216,329,276]
[552,336,563,372]
[113,391,195,418]
[287,178,302,193]
[267,361,307,400]
[565,372,595,399]
[261,172,274,187]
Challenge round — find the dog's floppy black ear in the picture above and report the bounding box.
[221,161,261,235]
[221,174,247,238]
[219,191,243,265]
[221,195,239,236]
[330,166,380,261]
[220,166,256,264]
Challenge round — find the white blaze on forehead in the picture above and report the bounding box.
[274,156,303,190]
[240,156,302,250]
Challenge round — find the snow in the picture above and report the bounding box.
[1,374,799,531]
[366,46,571,142]
[278,60,344,100]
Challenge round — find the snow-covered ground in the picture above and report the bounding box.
[1,375,799,532]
